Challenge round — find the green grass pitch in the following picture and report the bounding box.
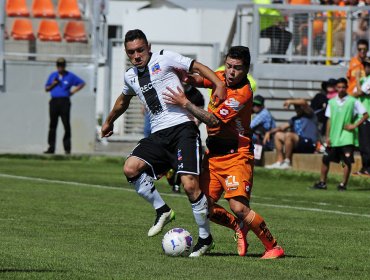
[0,155,369,279]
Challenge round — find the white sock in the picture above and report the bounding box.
[284,158,291,164]
[133,173,165,210]
[191,193,211,239]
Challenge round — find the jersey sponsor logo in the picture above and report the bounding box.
[138,68,163,115]
[226,175,239,191]
[224,98,241,111]
[140,80,163,94]
[151,63,162,75]
[218,104,230,117]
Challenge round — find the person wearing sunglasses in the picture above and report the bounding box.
[346,39,368,95]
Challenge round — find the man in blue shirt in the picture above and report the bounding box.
[251,95,276,151]
[263,99,318,169]
[44,58,85,154]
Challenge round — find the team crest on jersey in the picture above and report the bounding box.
[151,63,161,75]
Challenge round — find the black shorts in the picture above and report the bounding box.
[129,121,201,179]
[323,145,355,164]
[294,137,316,153]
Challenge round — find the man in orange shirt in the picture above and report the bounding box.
[164,46,285,259]
[347,39,368,96]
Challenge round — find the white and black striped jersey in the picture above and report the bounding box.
[122,50,195,133]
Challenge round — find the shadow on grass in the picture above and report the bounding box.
[0,268,66,273]
[207,252,309,259]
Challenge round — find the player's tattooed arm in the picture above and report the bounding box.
[163,86,219,127]
[184,101,219,128]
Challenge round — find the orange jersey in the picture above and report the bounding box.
[203,71,254,152]
[347,56,365,95]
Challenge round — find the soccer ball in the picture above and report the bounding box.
[162,228,193,257]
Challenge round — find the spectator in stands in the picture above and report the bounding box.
[310,78,337,138]
[347,39,368,95]
[332,0,347,57]
[288,0,311,55]
[312,78,368,190]
[353,58,370,176]
[257,0,292,63]
[251,95,276,151]
[355,0,370,44]
[264,99,318,169]
[44,58,85,154]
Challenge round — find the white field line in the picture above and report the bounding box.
[1,173,370,219]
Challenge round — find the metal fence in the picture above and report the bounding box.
[234,3,370,65]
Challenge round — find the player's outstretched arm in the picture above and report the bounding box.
[192,61,226,105]
[101,94,133,138]
[163,86,219,128]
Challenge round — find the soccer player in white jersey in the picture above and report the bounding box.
[101,29,226,257]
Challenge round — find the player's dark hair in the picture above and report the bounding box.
[357,39,368,48]
[336,77,348,86]
[124,29,148,46]
[225,46,251,72]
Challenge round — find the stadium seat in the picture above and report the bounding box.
[32,0,56,18]
[6,0,30,17]
[64,21,88,43]
[57,0,81,19]
[11,19,35,40]
[37,20,62,42]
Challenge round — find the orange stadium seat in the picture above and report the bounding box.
[64,21,88,43]
[6,0,30,17]
[11,19,35,40]
[37,20,62,42]
[58,0,81,19]
[32,0,56,18]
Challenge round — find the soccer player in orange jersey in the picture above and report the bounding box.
[163,46,285,259]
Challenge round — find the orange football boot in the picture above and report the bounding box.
[261,246,285,259]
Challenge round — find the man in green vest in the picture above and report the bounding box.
[312,78,368,191]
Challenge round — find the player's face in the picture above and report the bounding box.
[125,39,151,69]
[224,57,247,87]
[336,82,348,96]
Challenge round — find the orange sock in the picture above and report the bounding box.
[209,203,240,231]
[244,210,277,250]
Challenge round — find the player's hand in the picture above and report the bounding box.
[283,100,291,109]
[163,86,188,108]
[101,122,114,138]
[326,138,331,147]
[212,84,226,106]
[263,132,270,145]
[344,124,356,131]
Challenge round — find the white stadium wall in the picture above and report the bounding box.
[0,61,96,154]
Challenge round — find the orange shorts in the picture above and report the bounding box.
[200,150,254,202]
